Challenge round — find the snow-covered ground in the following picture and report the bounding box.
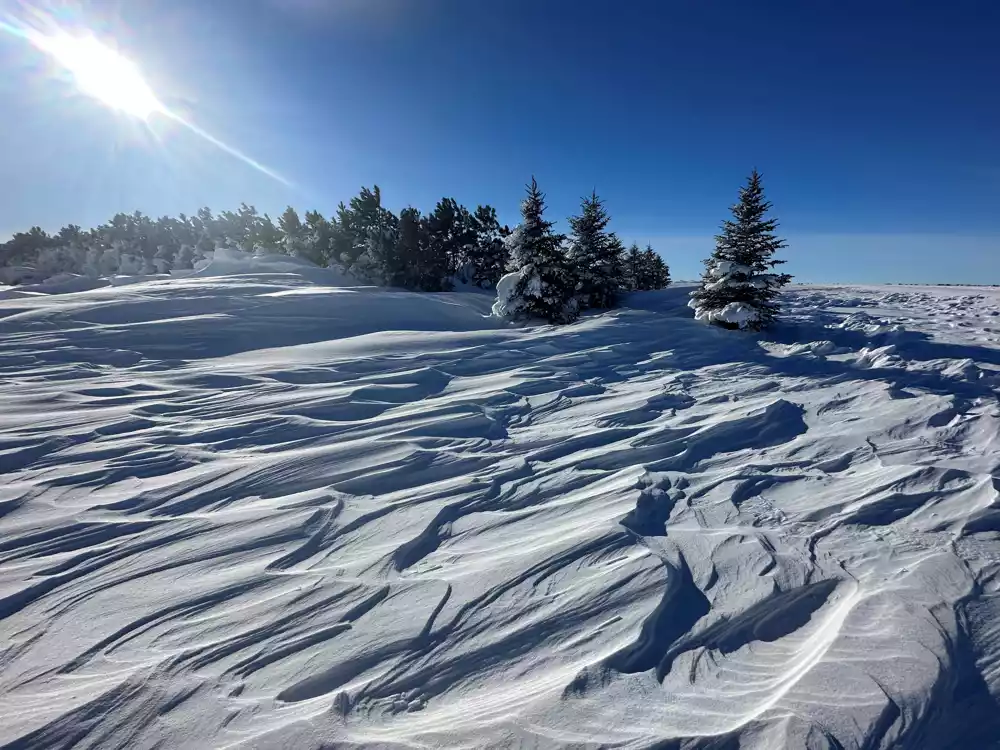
[2,268,1000,748]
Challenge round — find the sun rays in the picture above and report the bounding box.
[1,9,290,186]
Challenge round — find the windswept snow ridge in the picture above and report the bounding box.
[2,274,1000,749]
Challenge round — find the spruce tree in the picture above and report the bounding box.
[468,205,508,289]
[279,207,310,259]
[424,198,475,290]
[643,245,671,289]
[334,186,384,268]
[567,192,618,310]
[608,234,628,296]
[257,214,283,253]
[625,242,643,291]
[494,177,577,324]
[689,170,791,330]
[652,253,671,289]
[303,210,334,267]
[394,207,424,288]
[363,211,400,285]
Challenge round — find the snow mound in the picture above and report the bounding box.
[108,273,173,287]
[193,246,353,286]
[837,311,905,337]
[0,265,46,285]
[5,273,109,296]
[491,268,528,317]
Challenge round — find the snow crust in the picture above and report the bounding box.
[3,275,1000,748]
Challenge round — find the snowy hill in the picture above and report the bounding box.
[2,265,1000,748]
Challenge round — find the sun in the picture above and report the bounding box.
[31,30,164,120]
[1,13,289,184]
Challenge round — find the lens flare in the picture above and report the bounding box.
[28,29,164,119]
[0,11,290,186]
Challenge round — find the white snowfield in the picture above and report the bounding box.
[2,258,1000,749]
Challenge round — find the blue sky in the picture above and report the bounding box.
[1,0,998,283]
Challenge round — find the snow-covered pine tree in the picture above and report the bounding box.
[689,170,791,330]
[567,192,617,310]
[153,243,175,273]
[257,214,283,254]
[493,177,577,324]
[334,186,384,269]
[278,207,309,259]
[358,206,399,285]
[175,244,195,270]
[303,211,335,267]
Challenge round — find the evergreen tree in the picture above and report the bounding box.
[153,241,176,273]
[333,186,385,268]
[468,205,508,289]
[607,234,628,295]
[217,203,263,254]
[359,205,400,285]
[278,206,308,258]
[303,210,334,267]
[394,207,425,288]
[411,210,449,291]
[494,177,577,324]
[176,243,195,269]
[423,198,467,290]
[625,243,643,291]
[258,214,283,253]
[689,170,791,330]
[57,224,83,244]
[567,191,618,310]
[192,207,220,261]
[643,245,671,289]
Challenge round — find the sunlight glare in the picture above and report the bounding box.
[30,30,163,119]
[0,11,290,185]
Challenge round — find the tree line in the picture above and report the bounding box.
[494,179,669,324]
[0,170,788,331]
[493,170,789,330]
[0,186,671,301]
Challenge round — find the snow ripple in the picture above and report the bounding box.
[1,277,1000,748]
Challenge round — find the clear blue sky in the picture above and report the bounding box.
[1,0,998,283]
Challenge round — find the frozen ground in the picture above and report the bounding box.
[1,268,1000,749]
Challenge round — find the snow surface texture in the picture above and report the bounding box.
[2,265,1000,748]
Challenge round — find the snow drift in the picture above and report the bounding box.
[2,273,1000,749]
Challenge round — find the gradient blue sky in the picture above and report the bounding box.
[1,0,998,283]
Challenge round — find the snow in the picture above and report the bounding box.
[691,259,786,328]
[691,298,763,328]
[192,246,353,286]
[0,265,48,286]
[491,268,526,317]
[3,275,1000,748]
